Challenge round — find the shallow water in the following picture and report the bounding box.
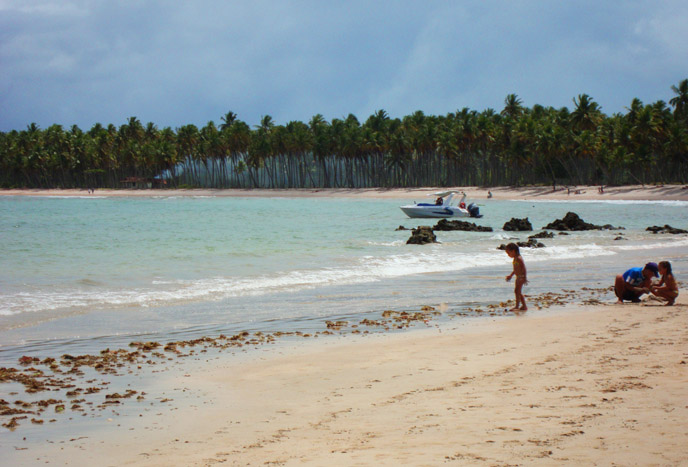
[1,194,687,363]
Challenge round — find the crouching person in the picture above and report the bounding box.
[614,262,659,303]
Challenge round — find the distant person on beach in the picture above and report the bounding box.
[487,190,493,199]
[614,262,659,303]
[505,243,528,311]
[650,261,679,306]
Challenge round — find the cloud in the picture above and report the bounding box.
[1,0,686,131]
[361,1,688,117]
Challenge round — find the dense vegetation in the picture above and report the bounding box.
[1,79,687,189]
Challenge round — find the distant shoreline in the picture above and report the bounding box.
[2,184,688,201]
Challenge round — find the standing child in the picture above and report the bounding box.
[650,261,679,306]
[505,243,528,311]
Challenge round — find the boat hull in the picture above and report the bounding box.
[400,205,471,218]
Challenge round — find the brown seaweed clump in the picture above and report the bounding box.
[0,285,615,431]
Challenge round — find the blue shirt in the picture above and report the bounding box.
[622,267,644,286]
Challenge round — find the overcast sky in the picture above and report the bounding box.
[1,0,686,132]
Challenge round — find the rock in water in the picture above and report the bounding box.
[406,226,437,245]
[497,238,545,250]
[433,219,493,232]
[646,224,688,234]
[543,212,621,231]
[503,217,533,231]
[529,231,554,239]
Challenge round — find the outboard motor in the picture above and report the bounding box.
[467,203,482,218]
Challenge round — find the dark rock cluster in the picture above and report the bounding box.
[503,217,533,231]
[406,226,437,245]
[404,211,628,247]
[646,224,688,234]
[433,219,493,232]
[405,219,493,244]
[497,238,546,250]
[543,212,622,231]
[529,231,554,239]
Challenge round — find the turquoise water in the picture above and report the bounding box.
[1,194,687,361]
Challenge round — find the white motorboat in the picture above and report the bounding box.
[400,191,482,219]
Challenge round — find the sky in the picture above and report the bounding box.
[1,0,687,132]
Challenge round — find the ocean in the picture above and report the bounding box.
[1,194,687,365]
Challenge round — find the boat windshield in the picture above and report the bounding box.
[429,191,464,206]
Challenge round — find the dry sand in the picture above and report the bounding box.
[15,298,687,466]
[2,184,688,201]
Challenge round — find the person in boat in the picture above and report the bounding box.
[650,261,679,306]
[435,197,444,205]
[614,262,659,303]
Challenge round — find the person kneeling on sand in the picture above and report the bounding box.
[614,262,659,303]
[651,261,679,306]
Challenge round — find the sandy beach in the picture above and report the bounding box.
[7,298,686,466]
[2,184,688,201]
[2,185,687,465]
[154,300,688,466]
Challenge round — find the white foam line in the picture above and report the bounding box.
[2,239,684,317]
[15,195,109,199]
[515,199,688,206]
[615,237,688,250]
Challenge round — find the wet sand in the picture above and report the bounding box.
[6,298,687,465]
[2,184,688,201]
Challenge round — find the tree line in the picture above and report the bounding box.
[1,79,687,189]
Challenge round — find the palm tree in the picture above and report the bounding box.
[309,114,331,187]
[362,110,392,186]
[1,79,687,188]
[199,121,222,186]
[89,123,118,186]
[669,79,688,120]
[155,127,178,186]
[176,124,199,185]
[571,94,602,132]
[385,125,410,187]
[283,120,313,187]
[625,98,643,123]
[220,111,238,131]
[224,119,251,187]
[501,94,524,118]
[247,116,275,187]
